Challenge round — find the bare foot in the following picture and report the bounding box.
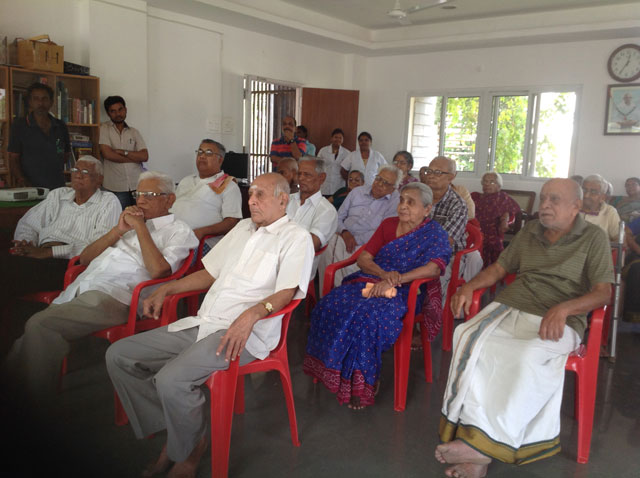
[142,442,173,477]
[167,434,208,478]
[347,395,366,410]
[435,440,491,465]
[445,463,488,478]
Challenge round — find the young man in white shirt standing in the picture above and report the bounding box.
[106,173,314,478]
[5,171,198,399]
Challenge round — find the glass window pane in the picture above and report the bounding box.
[491,95,529,175]
[442,96,479,172]
[534,92,577,178]
[409,96,442,170]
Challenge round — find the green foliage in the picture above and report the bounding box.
[442,96,479,172]
[493,96,528,175]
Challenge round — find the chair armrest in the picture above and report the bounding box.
[322,244,365,296]
[63,255,87,288]
[404,277,437,320]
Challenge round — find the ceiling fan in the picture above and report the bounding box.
[387,0,451,25]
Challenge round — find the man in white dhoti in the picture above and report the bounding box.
[435,178,613,478]
[106,173,314,478]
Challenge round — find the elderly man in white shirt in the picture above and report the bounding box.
[1,156,121,308]
[170,139,242,252]
[286,157,338,274]
[106,173,314,478]
[580,173,621,242]
[5,171,197,399]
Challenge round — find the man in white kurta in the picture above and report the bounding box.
[170,140,242,251]
[5,172,197,399]
[286,158,338,275]
[106,173,314,478]
[580,174,621,242]
[435,179,612,478]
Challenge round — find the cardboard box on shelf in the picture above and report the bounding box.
[15,35,63,73]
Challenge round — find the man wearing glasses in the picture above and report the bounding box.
[318,164,401,293]
[1,155,121,314]
[170,140,242,252]
[99,95,149,209]
[4,171,198,400]
[420,157,472,299]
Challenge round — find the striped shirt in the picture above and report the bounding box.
[269,136,307,161]
[431,186,468,252]
[14,187,122,259]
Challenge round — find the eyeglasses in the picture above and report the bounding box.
[393,160,409,166]
[481,180,498,185]
[374,175,394,188]
[582,188,602,196]
[422,168,452,177]
[69,167,94,176]
[131,191,170,199]
[195,149,223,158]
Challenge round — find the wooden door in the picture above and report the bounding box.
[300,88,359,152]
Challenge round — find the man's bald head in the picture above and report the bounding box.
[538,178,582,232]
[248,173,290,227]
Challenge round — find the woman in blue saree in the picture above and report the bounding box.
[304,182,451,409]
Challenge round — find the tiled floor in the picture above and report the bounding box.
[1,306,639,477]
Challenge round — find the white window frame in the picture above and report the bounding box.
[405,85,582,181]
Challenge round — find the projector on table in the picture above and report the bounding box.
[0,187,49,202]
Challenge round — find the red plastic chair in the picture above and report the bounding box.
[441,223,483,352]
[156,292,302,478]
[20,255,86,305]
[322,245,437,412]
[304,244,328,315]
[466,275,606,464]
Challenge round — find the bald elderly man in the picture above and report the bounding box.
[435,178,613,477]
[106,173,314,478]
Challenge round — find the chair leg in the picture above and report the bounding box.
[234,376,245,415]
[442,308,453,352]
[393,336,412,412]
[420,326,432,383]
[114,390,129,426]
[576,370,597,464]
[277,364,300,447]
[209,362,240,478]
[305,279,316,316]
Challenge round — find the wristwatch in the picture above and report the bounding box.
[261,301,273,314]
[124,150,129,157]
[287,139,295,144]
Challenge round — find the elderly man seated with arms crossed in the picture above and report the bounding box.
[1,156,121,311]
[318,164,402,292]
[4,171,197,399]
[435,178,613,478]
[105,173,314,478]
[286,157,338,271]
[170,140,242,253]
[580,173,621,242]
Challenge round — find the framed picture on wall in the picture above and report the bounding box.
[605,83,640,135]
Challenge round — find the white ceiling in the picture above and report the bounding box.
[281,0,639,30]
[147,0,640,56]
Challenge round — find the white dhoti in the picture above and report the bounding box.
[440,302,580,464]
[317,234,361,297]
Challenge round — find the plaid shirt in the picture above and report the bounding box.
[432,186,468,252]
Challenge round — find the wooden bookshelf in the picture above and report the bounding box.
[3,66,100,187]
[0,65,8,185]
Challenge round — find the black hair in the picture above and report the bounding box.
[393,150,414,168]
[331,128,344,137]
[104,95,126,112]
[358,131,372,142]
[27,82,53,101]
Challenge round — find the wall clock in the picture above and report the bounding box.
[608,44,640,82]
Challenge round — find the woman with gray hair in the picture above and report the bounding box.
[471,171,521,267]
[304,181,451,409]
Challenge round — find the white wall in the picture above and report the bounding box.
[359,38,640,200]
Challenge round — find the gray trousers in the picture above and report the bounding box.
[105,326,255,462]
[5,290,129,399]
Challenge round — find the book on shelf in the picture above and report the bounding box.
[70,133,90,142]
[56,80,95,124]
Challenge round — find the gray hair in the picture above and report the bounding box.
[272,173,290,197]
[606,181,613,196]
[76,155,103,176]
[401,182,433,207]
[200,139,226,157]
[378,164,403,189]
[349,170,365,182]
[299,156,325,174]
[482,171,503,187]
[432,155,457,174]
[138,171,175,194]
[583,174,608,194]
[278,157,298,171]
